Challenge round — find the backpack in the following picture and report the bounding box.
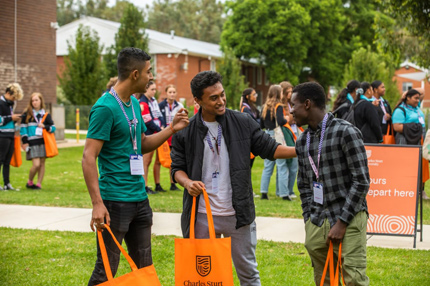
[342,100,366,126]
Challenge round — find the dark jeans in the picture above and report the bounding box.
[88,199,153,286]
[0,137,14,185]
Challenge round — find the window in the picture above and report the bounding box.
[257,67,262,85]
[402,82,413,92]
[151,55,157,79]
[210,59,216,71]
[264,69,270,86]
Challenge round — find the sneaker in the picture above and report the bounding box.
[26,183,35,189]
[33,184,42,190]
[146,186,158,195]
[261,193,268,200]
[0,185,3,191]
[155,184,167,192]
[289,194,297,199]
[4,184,18,191]
[282,195,292,201]
[170,183,180,191]
[253,192,260,198]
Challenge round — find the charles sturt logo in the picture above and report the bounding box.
[196,255,211,277]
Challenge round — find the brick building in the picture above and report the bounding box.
[56,16,270,107]
[394,61,430,108]
[0,0,57,113]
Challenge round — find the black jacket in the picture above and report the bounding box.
[171,108,279,238]
[374,98,392,135]
[354,99,383,143]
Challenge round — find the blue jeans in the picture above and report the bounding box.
[260,130,289,198]
[88,199,153,286]
[286,157,298,195]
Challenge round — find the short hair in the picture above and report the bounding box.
[190,71,223,99]
[117,47,151,81]
[292,82,326,109]
[5,83,24,100]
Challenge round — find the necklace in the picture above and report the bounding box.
[121,99,131,107]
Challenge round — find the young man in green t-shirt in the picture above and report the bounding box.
[82,47,189,285]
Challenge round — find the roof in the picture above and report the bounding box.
[397,60,429,81]
[56,16,223,59]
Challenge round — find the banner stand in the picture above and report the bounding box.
[365,144,422,249]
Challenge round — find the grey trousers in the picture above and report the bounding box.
[195,213,261,286]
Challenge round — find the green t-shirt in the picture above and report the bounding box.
[87,92,148,202]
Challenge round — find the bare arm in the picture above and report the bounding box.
[273,145,297,159]
[141,108,189,153]
[174,170,206,197]
[393,123,403,133]
[82,138,110,232]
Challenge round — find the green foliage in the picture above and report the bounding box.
[217,47,248,109]
[58,25,106,105]
[342,47,399,106]
[104,4,149,78]
[146,0,225,44]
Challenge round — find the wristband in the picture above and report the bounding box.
[170,124,176,134]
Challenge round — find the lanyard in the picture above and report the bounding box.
[110,88,138,153]
[33,109,44,124]
[306,114,328,181]
[201,116,222,155]
[379,98,387,115]
[167,102,174,124]
[403,103,424,122]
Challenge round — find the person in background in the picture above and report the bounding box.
[280,81,299,199]
[352,82,383,143]
[158,85,184,191]
[240,88,260,167]
[332,80,360,118]
[139,81,166,194]
[20,93,56,190]
[292,82,370,286]
[0,83,24,191]
[371,80,392,135]
[105,76,118,93]
[260,85,291,201]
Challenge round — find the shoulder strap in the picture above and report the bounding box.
[332,102,348,115]
[241,106,246,113]
[42,112,49,123]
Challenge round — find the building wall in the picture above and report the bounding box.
[394,66,430,108]
[0,0,57,113]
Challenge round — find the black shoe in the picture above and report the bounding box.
[155,184,167,192]
[282,195,292,201]
[146,186,158,194]
[170,183,180,191]
[261,193,268,200]
[26,183,35,189]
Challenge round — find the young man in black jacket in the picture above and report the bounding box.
[170,71,296,285]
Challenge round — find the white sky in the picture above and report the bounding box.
[108,0,226,10]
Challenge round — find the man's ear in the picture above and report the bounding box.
[131,70,139,81]
[304,99,312,110]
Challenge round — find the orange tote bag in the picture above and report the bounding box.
[10,136,22,167]
[383,123,395,145]
[175,189,234,285]
[96,224,161,286]
[42,113,58,158]
[320,242,346,286]
[157,140,172,168]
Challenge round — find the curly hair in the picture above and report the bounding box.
[5,83,24,100]
[190,71,223,99]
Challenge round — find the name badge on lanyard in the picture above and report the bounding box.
[110,88,143,175]
[419,116,425,125]
[35,127,43,136]
[306,114,328,205]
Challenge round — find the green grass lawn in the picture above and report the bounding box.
[64,133,87,140]
[1,146,430,224]
[1,228,428,286]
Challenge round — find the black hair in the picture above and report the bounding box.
[371,80,383,90]
[117,47,151,81]
[241,88,260,118]
[190,71,223,99]
[292,82,326,110]
[332,79,360,111]
[393,88,421,110]
[361,82,372,95]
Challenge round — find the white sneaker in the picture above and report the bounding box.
[4,184,19,191]
[290,194,297,199]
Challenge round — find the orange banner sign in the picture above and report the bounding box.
[365,145,420,235]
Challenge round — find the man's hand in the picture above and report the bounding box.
[90,202,111,232]
[326,219,347,245]
[185,180,205,197]
[12,114,21,122]
[171,108,189,132]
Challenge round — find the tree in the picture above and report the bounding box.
[146,0,225,44]
[58,25,106,105]
[217,47,247,109]
[104,4,149,77]
[342,47,399,106]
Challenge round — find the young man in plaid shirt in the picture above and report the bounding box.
[291,82,370,286]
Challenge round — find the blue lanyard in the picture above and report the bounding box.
[109,88,138,153]
[306,114,328,181]
[403,103,423,121]
[201,115,222,155]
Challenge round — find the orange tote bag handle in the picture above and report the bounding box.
[189,189,216,239]
[320,241,345,286]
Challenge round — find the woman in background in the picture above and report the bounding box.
[332,80,360,118]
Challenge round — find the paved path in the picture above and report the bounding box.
[1,204,429,250]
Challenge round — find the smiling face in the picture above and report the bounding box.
[248,89,257,103]
[375,83,385,97]
[135,61,153,93]
[406,94,420,108]
[195,82,226,122]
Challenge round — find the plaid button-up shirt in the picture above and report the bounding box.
[296,113,369,227]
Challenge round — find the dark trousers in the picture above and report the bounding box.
[0,137,14,185]
[88,199,153,286]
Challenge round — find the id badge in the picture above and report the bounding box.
[130,154,144,175]
[35,127,43,136]
[313,181,324,205]
[211,171,219,194]
[382,117,387,124]
[419,117,425,125]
